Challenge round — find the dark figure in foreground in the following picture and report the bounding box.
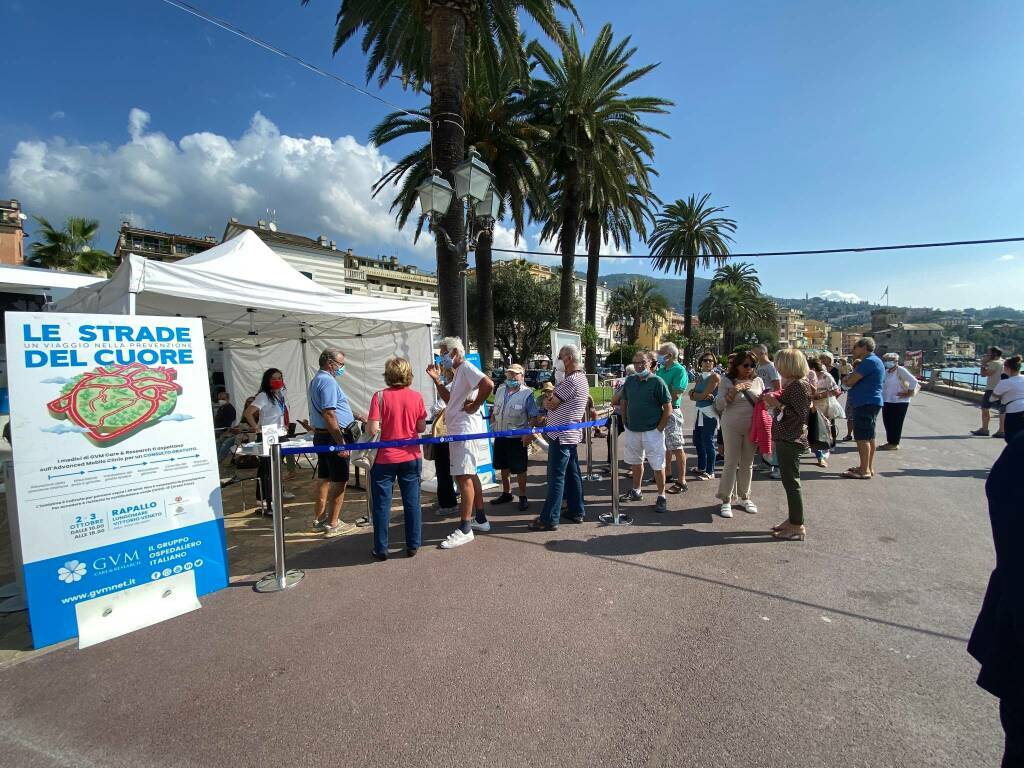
[969,433,1024,766]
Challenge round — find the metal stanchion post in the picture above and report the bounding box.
[582,423,601,481]
[255,442,305,593]
[599,415,631,526]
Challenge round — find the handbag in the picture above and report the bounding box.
[351,391,384,472]
[423,408,446,461]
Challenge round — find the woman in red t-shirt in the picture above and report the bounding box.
[366,357,427,560]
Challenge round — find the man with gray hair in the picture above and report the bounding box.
[657,341,690,493]
[426,336,494,549]
[841,337,885,479]
[613,349,672,512]
[309,348,360,537]
[530,344,589,530]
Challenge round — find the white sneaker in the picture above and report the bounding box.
[281,490,297,500]
[739,500,758,514]
[440,528,475,549]
[470,519,491,532]
[719,503,734,518]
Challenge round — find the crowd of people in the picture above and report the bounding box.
[208,333,1023,557]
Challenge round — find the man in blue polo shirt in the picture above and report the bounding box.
[842,337,885,479]
[309,348,361,537]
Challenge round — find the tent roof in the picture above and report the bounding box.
[0,264,103,293]
[54,230,432,344]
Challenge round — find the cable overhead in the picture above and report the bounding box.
[491,236,1024,259]
[158,0,430,125]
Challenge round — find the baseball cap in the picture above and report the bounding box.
[506,364,525,375]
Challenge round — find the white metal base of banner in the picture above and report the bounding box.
[75,570,201,649]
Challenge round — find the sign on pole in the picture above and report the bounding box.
[5,312,228,648]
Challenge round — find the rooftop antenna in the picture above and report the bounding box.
[267,208,278,232]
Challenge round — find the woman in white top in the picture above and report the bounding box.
[243,368,288,514]
[992,355,1024,444]
[879,353,920,450]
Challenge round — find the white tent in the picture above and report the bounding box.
[54,230,435,420]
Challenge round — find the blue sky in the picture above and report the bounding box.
[3,0,1023,310]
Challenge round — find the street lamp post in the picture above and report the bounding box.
[415,146,500,346]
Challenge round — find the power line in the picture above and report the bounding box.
[490,235,1024,259]
[157,0,430,124]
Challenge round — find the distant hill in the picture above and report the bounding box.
[597,273,713,312]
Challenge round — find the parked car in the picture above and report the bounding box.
[524,369,554,388]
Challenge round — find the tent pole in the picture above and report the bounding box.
[128,291,136,315]
[300,326,312,395]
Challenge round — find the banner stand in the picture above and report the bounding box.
[0,460,26,613]
[599,417,631,527]
[255,442,304,593]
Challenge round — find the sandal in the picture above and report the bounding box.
[773,524,806,541]
[666,482,688,494]
[841,469,871,480]
[771,520,788,532]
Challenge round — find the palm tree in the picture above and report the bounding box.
[539,174,659,372]
[369,53,547,368]
[605,278,670,346]
[698,280,776,353]
[310,0,579,338]
[712,261,760,291]
[529,23,671,331]
[648,194,737,357]
[27,216,115,275]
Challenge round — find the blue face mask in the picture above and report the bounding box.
[506,379,521,389]
[884,361,896,370]
[637,368,651,378]
[439,354,454,369]
[656,354,666,365]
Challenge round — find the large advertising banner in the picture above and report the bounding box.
[5,312,228,648]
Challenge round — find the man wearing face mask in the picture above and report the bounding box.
[612,350,673,512]
[656,342,690,493]
[426,337,494,549]
[490,364,540,511]
[309,348,361,537]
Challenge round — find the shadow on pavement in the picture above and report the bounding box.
[877,468,990,480]
[544,526,774,557]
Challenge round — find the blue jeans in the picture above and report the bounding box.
[370,459,422,554]
[540,442,584,526]
[693,418,718,473]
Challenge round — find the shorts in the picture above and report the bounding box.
[450,438,483,476]
[623,428,666,470]
[851,404,881,442]
[664,408,685,451]
[492,436,528,474]
[314,432,349,484]
[981,390,1003,412]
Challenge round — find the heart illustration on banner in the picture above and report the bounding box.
[47,362,183,445]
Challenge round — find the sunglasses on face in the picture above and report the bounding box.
[740,362,754,369]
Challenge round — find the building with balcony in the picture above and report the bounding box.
[777,308,806,348]
[222,218,440,339]
[944,336,976,360]
[114,222,218,264]
[803,318,831,350]
[0,199,26,265]
[938,315,973,329]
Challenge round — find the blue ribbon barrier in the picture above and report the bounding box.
[280,417,610,456]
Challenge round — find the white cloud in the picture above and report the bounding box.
[5,108,431,259]
[997,253,1016,262]
[49,111,65,121]
[818,289,861,302]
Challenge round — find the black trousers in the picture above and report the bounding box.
[432,443,458,508]
[256,456,272,509]
[1002,698,1024,767]
[882,402,910,446]
[1005,411,1024,444]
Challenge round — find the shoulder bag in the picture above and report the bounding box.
[351,390,384,472]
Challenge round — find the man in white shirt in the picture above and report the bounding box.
[426,336,494,549]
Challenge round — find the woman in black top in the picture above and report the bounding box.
[763,349,813,541]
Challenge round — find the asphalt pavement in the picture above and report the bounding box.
[0,391,1007,767]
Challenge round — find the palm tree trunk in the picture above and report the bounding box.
[430,6,467,339]
[584,212,600,374]
[558,171,580,330]
[683,256,695,360]
[475,230,495,371]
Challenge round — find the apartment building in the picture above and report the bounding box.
[0,199,26,265]
[803,318,831,349]
[777,307,806,348]
[114,222,218,264]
